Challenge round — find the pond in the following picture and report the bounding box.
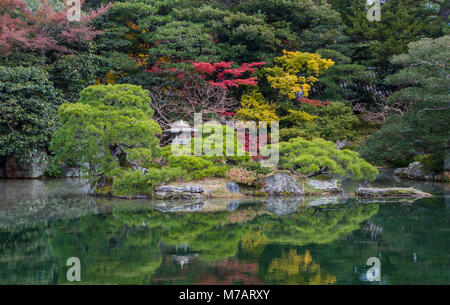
[0,172,449,285]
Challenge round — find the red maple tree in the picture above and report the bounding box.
[0,0,111,57]
[192,61,265,89]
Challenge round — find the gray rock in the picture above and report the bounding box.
[356,187,432,198]
[261,173,303,196]
[226,182,241,193]
[307,179,343,193]
[394,162,434,181]
[154,185,205,199]
[393,168,404,175]
[406,162,424,179]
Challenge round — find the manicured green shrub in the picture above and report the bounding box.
[162,153,228,180]
[161,123,253,180]
[50,84,161,178]
[50,84,176,195]
[265,137,378,180]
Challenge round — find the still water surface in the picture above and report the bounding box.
[0,173,449,284]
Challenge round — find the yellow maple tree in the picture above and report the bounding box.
[236,90,280,124]
[266,50,334,99]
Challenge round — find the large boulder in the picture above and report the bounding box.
[260,173,303,196]
[226,182,240,193]
[405,162,425,179]
[4,157,47,178]
[394,162,434,181]
[356,187,432,198]
[306,179,343,193]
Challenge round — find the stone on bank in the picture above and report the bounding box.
[259,173,303,196]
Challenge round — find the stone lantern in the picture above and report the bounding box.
[163,120,199,145]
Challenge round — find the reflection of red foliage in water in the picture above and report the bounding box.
[196,261,263,285]
[297,97,330,107]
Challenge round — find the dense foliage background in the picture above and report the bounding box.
[0,0,448,191]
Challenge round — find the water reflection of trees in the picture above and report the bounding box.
[267,249,336,285]
[0,197,381,284]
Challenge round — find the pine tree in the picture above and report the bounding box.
[329,0,444,70]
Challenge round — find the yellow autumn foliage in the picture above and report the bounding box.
[266,50,334,99]
[276,50,335,75]
[286,109,317,122]
[236,91,280,124]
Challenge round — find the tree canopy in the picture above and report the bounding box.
[360,35,450,166]
[50,84,161,177]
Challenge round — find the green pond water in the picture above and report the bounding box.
[0,172,449,285]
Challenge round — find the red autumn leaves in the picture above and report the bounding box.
[0,0,111,57]
[146,61,265,89]
[192,61,265,89]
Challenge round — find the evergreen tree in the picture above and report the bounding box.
[0,66,62,162]
[360,36,450,166]
[50,84,161,178]
[329,0,444,70]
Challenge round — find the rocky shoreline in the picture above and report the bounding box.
[393,161,450,182]
[114,172,433,201]
[1,160,440,202]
